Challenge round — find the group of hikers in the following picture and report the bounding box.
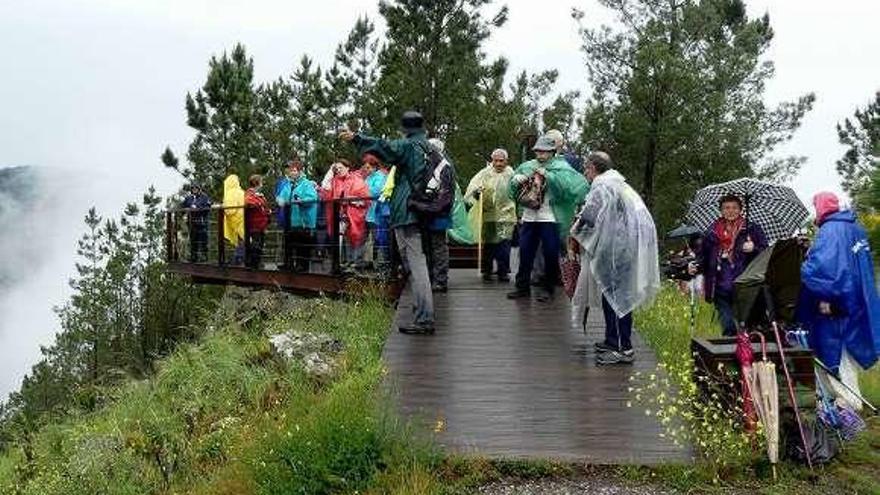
[179,110,880,377]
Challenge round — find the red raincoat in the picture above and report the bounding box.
[320,172,371,246]
[245,188,271,233]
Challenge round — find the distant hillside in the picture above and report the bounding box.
[0,166,39,288]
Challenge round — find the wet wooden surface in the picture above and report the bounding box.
[382,269,689,464]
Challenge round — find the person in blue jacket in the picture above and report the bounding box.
[181,184,212,262]
[799,191,880,377]
[276,160,319,272]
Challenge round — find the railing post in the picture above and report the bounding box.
[217,208,226,266]
[243,205,251,268]
[331,199,341,275]
[165,211,173,262]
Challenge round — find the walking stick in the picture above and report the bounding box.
[764,288,813,470]
[476,192,483,276]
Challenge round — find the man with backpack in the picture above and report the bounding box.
[416,138,456,293]
[339,111,437,334]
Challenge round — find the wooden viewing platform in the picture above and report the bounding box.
[383,269,689,464]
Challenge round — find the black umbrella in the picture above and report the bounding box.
[686,178,808,244]
[667,223,702,239]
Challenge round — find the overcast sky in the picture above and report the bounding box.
[1,0,878,396]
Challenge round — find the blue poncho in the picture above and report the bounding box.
[798,210,880,371]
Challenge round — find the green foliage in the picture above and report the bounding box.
[0,189,219,461]
[0,292,411,495]
[574,0,814,234]
[837,91,880,208]
[632,284,753,478]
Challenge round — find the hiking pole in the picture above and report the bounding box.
[764,288,813,470]
[811,356,879,415]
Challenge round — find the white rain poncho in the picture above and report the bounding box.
[570,169,660,317]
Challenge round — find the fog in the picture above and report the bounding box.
[1,0,879,398]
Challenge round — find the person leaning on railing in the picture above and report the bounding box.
[180,184,211,262]
[275,160,319,273]
[244,174,272,269]
[319,158,371,271]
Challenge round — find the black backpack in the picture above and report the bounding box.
[408,141,455,216]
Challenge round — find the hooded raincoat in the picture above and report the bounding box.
[222,175,245,245]
[276,175,319,230]
[571,169,660,317]
[320,170,371,246]
[364,169,389,224]
[508,156,589,241]
[465,164,517,243]
[798,205,880,371]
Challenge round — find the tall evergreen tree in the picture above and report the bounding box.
[837,91,880,207]
[575,0,814,232]
[182,44,262,194]
[373,0,511,177]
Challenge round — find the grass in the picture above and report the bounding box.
[2,283,877,495]
[0,290,445,495]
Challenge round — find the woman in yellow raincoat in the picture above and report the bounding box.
[223,174,245,264]
[464,148,516,282]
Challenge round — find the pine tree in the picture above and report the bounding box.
[837,91,880,207]
[575,0,814,232]
[183,44,262,194]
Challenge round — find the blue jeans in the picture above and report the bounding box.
[714,291,737,336]
[515,222,560,292]
[602,295,633,352]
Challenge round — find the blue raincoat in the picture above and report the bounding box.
[275,176,319,230]
[798,210,880,371]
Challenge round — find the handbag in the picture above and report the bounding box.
[560,255,581,300]
[517,175,544,210]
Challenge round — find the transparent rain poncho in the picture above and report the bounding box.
[570,170,660,317]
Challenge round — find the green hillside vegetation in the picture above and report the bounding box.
[0,289,444,494]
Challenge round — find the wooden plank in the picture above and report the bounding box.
[382,269,688,464]
[166,262,402,299]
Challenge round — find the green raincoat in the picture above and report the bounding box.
[354,131,429,229]
[509,156,589,240]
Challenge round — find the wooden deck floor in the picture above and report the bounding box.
[382,269,689,464]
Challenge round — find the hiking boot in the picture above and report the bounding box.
[497,274,510,283]
[506,288,530,299]
[431,284,448,293]
[596,349,635,365]
[482,273,494,282]
[398,324,435,335]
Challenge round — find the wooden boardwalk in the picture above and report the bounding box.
[382,269,689,464]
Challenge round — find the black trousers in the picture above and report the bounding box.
[245,231,265,269]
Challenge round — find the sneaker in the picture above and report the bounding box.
[398,324,435,335]
[506,288,530,299]
[596,349,635,365]
[593,341,617,353]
